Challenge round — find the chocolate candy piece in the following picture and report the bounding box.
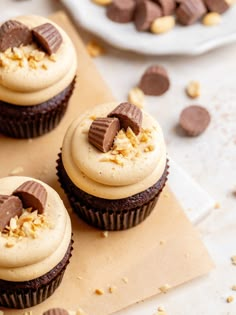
[32,23,62,55]
[135,0,162,31]
[179,105,211,137]
[139,65,170,96]
[43,308,69,315]
[204,0,229,14]
[108,102,142,135]
[13,181,47,214]
[176,0,207,25]
[153,0,176,16]
[0,20,32,52]
[88,117,120,152]
[0,195,23,231]
[106,0,136,23]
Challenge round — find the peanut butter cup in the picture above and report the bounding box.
[106,0,136,23]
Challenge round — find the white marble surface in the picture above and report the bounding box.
[0,1,236,314]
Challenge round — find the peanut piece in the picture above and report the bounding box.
[94,288,104,295]
[202,12,222,26]
[226,296,234,303]
[92,0,112,5]
[186,81,201,99]
[159,284,171,293]
[128,87,145,109]
[151,16,175,34]
[86,40,105,58]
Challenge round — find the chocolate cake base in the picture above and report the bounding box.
[0,240,73,309]
[57,153,169,230]
[0,77,76,139]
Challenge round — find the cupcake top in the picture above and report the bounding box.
[0,15,77,106]
[62,102,167,199]
[0,176,71,282]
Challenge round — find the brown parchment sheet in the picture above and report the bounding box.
[0,11,214,315]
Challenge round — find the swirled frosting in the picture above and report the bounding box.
[62,102,167,199]
[0,15,77,106]
[0,176,71,282]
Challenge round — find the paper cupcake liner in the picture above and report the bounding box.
[0,271,64,309]
[56,153,169,231]
[69,192,162,230]
[0,240,73,309]
[0,77,76,139]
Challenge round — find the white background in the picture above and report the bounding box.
[0,1,236,314]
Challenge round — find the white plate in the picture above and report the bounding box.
[61,0,236,55]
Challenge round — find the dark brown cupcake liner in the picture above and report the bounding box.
[69,192,161,230]
[0,77,76,139]
[56,152,169,231]
[0,239,73,309]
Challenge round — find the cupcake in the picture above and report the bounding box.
[0,176,72,309]
[0,15,77,138]
[57,102,168,231]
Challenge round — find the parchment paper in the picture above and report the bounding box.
[0,12,214,315]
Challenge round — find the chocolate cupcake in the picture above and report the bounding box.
[0,15,77,138]
[57,102,168,231]
[0,176,72,309]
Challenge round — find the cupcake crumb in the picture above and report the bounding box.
[232,285,236,291]
[122,277,129,284]
[94,288,104,295]
[159,240,165,245]
[101,231,109,238]
[8,166,24,176]
[159,284,171,293]
[108,285,117,293]
[226,296,234,303]
[86,40,105,58]
[76,276,83,280]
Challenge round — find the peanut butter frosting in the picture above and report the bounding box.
[0,15,77,106]
[62,102,167,199]
[0,176,71,282]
